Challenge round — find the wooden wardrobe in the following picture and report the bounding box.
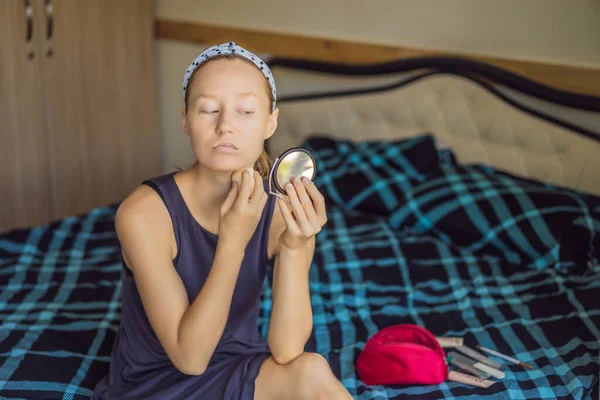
[0,0,159,233]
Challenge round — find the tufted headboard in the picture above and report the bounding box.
[266,57,600,196]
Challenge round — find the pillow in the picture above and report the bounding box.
[388,163,600,271]
[303,134,445,216]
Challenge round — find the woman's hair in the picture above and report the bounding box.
[184,54,274,178]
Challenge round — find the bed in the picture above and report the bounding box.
[1,56,599,399]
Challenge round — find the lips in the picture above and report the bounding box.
[213,142,238,150]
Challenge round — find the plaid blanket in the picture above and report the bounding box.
[1,163,600,398]
[0,208,121,399]
[304,134,600,274]
[274,206,600,399]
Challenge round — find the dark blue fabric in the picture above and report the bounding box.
[305,134,599,272]
[388,163,600,272]
[91,172,276,399]
[0,207,121,399]
[303,134,442,216]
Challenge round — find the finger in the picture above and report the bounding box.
[250,171,265,205]
[254,190,268,215]
[277,197,300,234]
[220,181,238,215]
[293,177,320,231]
[302,177,327,223]
[285,183,312,233]
[235,169,254,206]
[260,190,268,210]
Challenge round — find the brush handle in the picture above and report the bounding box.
[477,346,520,364]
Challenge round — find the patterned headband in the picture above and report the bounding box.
[182,41,277,111]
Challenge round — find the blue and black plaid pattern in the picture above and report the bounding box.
[305,135,600,272]
[304,135,442,216]
[0,207,121,399]
[259,205,600,399]
[388,163,600,272]
[1,180,599,398]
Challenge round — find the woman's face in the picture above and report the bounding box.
[181,58,278,173]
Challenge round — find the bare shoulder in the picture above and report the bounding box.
[116,184,167,232]
[115,184,177,269]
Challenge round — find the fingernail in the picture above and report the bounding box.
[286,183,294,192]
[302,177,310,184]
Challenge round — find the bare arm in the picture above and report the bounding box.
[267,237,315,364]
[118,171,266,375]
[267,177,326,364]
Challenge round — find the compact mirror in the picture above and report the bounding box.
[268,147,316,203]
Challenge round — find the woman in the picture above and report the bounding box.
[93,42,353,399]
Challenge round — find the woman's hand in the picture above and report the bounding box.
[219,169,267,250]
[277,176,327,251]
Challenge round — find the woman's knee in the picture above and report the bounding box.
[290,353,330,376]
[289,353,338,397]
[257,353,349,400]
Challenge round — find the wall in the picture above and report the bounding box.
[154,0,600,173]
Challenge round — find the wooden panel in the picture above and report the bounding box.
[156,19,600,97]
[39,0,160,220]
[0,1,54,232]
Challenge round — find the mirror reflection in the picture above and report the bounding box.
[268,148,317,201]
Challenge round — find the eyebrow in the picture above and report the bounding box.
[193,92,258,101]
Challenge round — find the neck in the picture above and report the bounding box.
[188,164,235,214]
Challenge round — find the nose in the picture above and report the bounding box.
[215,108,235,135]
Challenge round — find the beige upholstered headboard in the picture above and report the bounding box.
[268,58,600,196]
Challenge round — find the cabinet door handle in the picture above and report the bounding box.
[45,0,54,57]
[24,0,33,43]
[45,0,54,40]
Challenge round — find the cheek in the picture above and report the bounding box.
[236,134,265,161]
[242,118,270,145]
[187,114,212,132]
[185,120,211,154]
[186,117,213,144]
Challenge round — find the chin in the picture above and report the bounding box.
[195,154,248,173]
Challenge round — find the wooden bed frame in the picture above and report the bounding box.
[155,19,600,196]
[155,19,600,97]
